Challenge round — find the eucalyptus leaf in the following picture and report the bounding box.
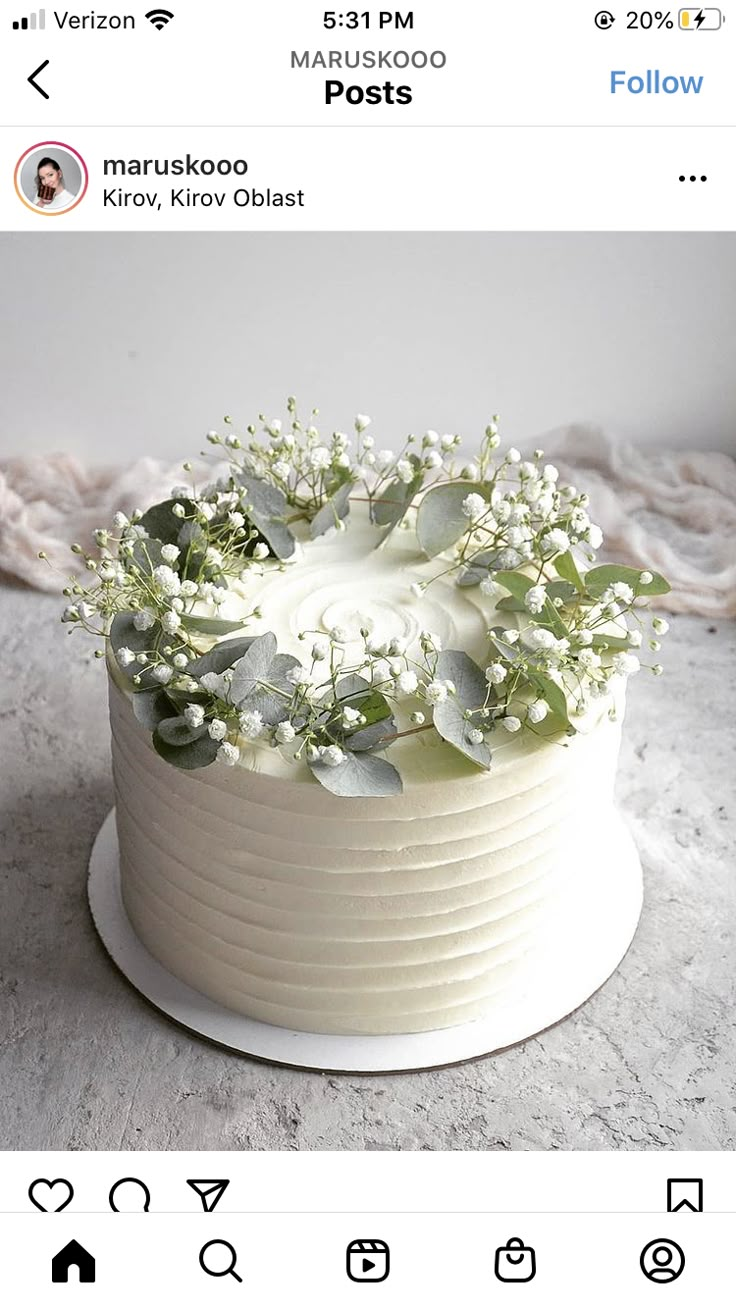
[371,456,423,530]
[180,614,247,636]
[589,633,633,652]
[152,722,220,770]
[229,632,279,706]
[525,670,571,729]
[239,474,296,560]
[308,749,403,797]
[242,652,301,725]
[494,571,568,638]
[432,649,492,769]
[584,564,671,597]
[555,549,585,593]
[139,498,196,547]
[129,537,168,577]
[344,715,397,752]
[155,715,205,747]
[110,612,165,689]
[546,580,577,604]
[457,550,502,588]
[131,688,176,731]
[416,481,489,558]
[187,635,257,679]
[309,482,352,539]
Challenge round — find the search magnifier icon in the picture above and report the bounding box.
[199,1239,243,1283]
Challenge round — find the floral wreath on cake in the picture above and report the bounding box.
[53,400,670,797]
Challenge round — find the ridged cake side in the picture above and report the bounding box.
[110,676,626,1036]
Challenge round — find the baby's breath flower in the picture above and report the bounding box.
[355,414,372,432]
[217,742,240,766]
[161,611,180,634]
[424,680,449,705]
[611,652,641,676]
[180,579,198,598]
[506,447,521,464]
[424,450,443,469]
[577,649,602,672]
[172,503,186,519]
[208,718,228,741]
[239,709,265,739]
[527,627,557,651]
[396,459,414,484]
[322,744,346,768]
[652,616,669,634]
[133,608,156,632]
[183,703,205,728]
[541,528,571,556]
[117,647,135,668]
[524,584,547,615]
[173,653,189,670]
[395,670,419,695]
[160,543,180,564]
[440,433,455,451]
[460,463,479,481]
[152,664,174,685]
[501,629,520,645]
[309,445,331,471]
[410,711,426,725]
[586,524,603,549]
[271,460,291,480]
[575,629,594,646]
[467,727,485,745]
[342,705,362,726]
[651,663,664,676]
[423,430,439,446]
[275,721,296,744]
[639,570,653,585]
[112,511,129,530]
[527,700,549,724]
[461,493,486,522]
[485,663,506,685]
[152,564,181,596]
[629,631,643,648]
[502,715,522,732]
[479,577,505,602]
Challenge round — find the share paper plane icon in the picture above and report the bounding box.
[186,1179,230,1213]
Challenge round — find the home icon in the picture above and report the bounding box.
[51,1239,96,1283]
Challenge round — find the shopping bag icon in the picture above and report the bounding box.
[494,1236,536,1282]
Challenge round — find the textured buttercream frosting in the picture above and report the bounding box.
[110,512,633,1036]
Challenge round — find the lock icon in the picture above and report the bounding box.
[494,1236,536,1282]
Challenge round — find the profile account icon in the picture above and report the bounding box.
[640,1238,685,1283]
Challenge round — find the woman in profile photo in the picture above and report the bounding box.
[34,156,77,210]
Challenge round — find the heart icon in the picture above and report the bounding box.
[28,1178,74,1212]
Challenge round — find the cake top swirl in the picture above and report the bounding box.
[54,401,670,797]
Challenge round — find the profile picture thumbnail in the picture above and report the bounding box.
[14,141,88,215]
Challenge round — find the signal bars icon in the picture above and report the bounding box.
[12,7,45,28]
[146,7,174,28]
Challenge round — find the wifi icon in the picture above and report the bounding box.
[145,7,173,29]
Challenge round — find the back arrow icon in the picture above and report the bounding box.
[28,60,50,98]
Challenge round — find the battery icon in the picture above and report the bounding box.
[679,8,722,27]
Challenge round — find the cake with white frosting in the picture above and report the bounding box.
[60,410,668,1045]
[109,513,637,1037]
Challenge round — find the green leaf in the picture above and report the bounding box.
[495,596,526,612]
[590,633,633,652]
[152,721,220,770]
[555,550,585,593]
[546,580,577,605]
[494,571,568,638]
[239,475,296,560]
[488,627,522,662]
[155,715,204,747]
[180,614,246,636]
[187,636,257,679]
[110,612,165,690]
[310,482,352,539]
[139,498,196,547]
[371,462,423,531]
[584,564,670,597]
[457,550,501,588]
[128,537,168,577]
[416,481,489,558]
[308,750,403,797]
[242,652,301,725]
[432,649,492,770]
[229,632,279,706]
[525,670,571,729]
[131,688,175,730]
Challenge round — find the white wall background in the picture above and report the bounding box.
[1,232,734,460]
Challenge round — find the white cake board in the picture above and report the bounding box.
[88,809,643,1074]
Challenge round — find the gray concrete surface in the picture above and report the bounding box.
[1,585,734,1151]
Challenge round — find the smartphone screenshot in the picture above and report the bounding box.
[0,1,734,1303]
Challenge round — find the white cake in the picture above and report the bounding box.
[109,513,642,1038]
